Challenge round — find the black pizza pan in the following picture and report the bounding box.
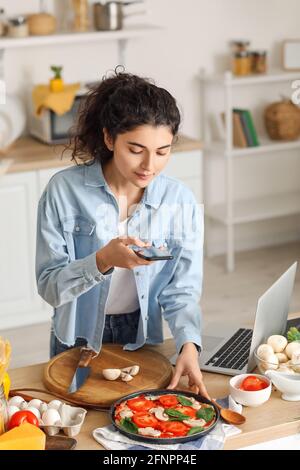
[110,388,220,445]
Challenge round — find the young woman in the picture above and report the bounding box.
[35,69,208,398]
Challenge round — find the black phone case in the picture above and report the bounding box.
[133,248,174,261]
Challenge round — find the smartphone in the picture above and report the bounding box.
[130,245,174,261]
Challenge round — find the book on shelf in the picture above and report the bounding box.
[234,109,260,147]
[221,109,260,148]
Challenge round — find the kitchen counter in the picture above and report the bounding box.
[8,318,300,451]
[0,135,203,175]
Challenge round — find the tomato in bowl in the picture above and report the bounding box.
[229,373,272,407]
[239,375,269,391]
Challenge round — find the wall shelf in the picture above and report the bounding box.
[200,69,300,272]
[207,191,300,225]
[0,24,162,78]
[200,68,300,86]
[206,137,300,158]
[0,24,162,49]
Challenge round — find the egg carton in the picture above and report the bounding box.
[39,403,87,437]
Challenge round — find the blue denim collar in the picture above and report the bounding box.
[84,159,161,209]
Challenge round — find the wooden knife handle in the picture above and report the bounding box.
[78,347,96,367]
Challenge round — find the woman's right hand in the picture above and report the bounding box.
[96,237,153,273]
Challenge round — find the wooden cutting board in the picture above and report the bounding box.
[43,344,173,409]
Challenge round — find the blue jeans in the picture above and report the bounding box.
[49,309,140,358]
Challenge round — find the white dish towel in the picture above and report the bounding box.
[92,396,242,451]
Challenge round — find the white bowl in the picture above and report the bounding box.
[264,370,300,401]
[229,373,272,407]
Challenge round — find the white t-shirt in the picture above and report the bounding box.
[104,218,140,315]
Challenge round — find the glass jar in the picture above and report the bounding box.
[7,16,29,38]
[252,50,267,74]
[0,384,8,435]
[230,40,250,53]
[0,9,6,37]
[72,0,89,32]
[232,51,251,76]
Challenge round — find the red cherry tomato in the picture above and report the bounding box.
[240,375,269,391]
[158,395,179,408]
[127,396,153,412]
[8,410,39,430]
[132,413,159,429]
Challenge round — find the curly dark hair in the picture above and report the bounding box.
[65,66,181,166]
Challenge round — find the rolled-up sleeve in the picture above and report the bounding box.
[158,199,204,355]
[35,190,112,308]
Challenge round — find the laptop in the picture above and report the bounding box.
[170,262,297,376]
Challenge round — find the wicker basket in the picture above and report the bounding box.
[264,99,300,140]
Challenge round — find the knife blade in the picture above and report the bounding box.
[68,347,96,394]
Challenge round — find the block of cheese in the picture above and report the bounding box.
[0,423,46,450]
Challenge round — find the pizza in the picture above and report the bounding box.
[113,393,217,439]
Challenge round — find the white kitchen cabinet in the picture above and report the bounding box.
[0,166,69,330]
[0,171,46,329]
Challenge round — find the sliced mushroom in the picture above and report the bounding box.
[121,372,133,382]
[138,427,161,437]
[188,397,201,410]
[183,418,206,428]
[121,365,140,376]
[149,407,168,421]
[102,369,121,381]
[119,409,134,419]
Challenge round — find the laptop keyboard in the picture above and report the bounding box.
[205,328,253,370]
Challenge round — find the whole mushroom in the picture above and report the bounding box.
[260,352,279,371]
[275,352,288,363]
[267,335,287,353]
[285,341,300,359]
[257,344,274,359]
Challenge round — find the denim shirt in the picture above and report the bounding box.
[35,159,204,354]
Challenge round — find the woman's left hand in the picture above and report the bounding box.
[166,342,210,400]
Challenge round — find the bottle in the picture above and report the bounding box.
[0,384,8,435]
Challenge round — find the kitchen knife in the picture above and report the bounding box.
[68,347,96,394]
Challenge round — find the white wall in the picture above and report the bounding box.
[2,0,300,255]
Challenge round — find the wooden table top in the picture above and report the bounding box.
[9,314,300,450]
[0,134,203,175]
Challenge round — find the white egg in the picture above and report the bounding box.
[39,403,48,414]
[19,401,29,410]
[7,405,20,420]
[26,406,41,420]
[48,400,62,411]
[42,408,61,426]
[8,396,25,408]
[28,399,43,410]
